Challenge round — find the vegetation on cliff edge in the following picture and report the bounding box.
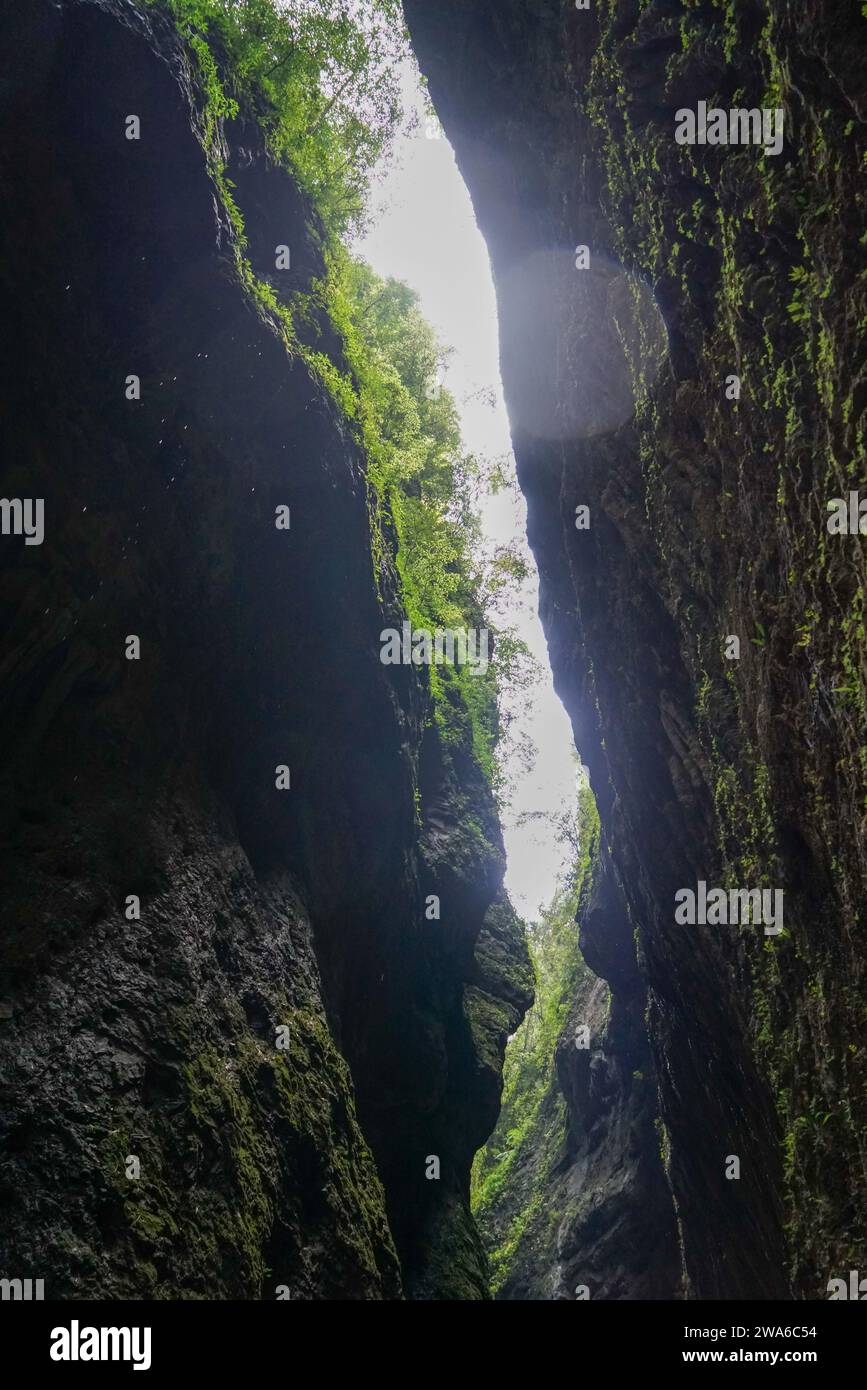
[471,781,600,1293]
[143,0,533,793]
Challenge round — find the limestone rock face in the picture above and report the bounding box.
[405,0,866,1299]
[548,853,680,1302]
[0,0,531,1300]
[476,845,680,1302]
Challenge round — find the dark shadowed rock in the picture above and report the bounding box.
[0,0,530,1300]
[405,0,866,1300]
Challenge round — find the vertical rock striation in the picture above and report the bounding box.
[405,0,866,1298]
[0,0,531,1299]
[474,793,680,1300]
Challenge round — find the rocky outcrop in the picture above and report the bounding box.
[405,0,866,1299]
[473,800,679,1301]
[548,850,680,1301]
[0,0,531,1299]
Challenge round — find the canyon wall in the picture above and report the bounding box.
[0,0,531,1300]
[473,799,680,1300]
[405,0,866,1299]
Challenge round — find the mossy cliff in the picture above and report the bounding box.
[473,784,679,1299]
[0,0,531,1299]
[404,0,866,1298]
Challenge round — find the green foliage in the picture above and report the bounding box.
[322,248,510,780]
[144,0,527,787]
[333,258,476,623]
[149,0,406,236]
[471,783,600,1291]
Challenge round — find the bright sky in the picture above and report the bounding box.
[353,58,578,919]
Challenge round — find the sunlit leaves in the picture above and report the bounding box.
[154,0,408,234]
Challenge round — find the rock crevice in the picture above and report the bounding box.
[0,0,530,1300]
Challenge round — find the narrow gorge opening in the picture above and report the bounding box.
[352,46,579,923]
[1,0,864,1351]
[351,48,611,1298]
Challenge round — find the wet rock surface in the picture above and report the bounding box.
[0,0,531,1300]
[405,0,866,1298]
